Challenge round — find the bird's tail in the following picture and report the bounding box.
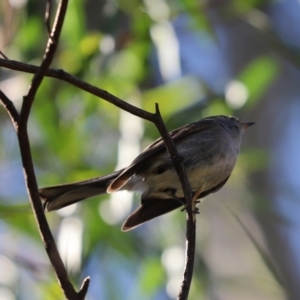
[39,170,123,212]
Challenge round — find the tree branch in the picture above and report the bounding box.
[177,188,202,300]
[0,56,198,299]
[19,0,68,126]
[0,1,89,299]
[153,105,196,299]
[0,58,156,122]
[0,89,19,124]
[0,50,9,59]
[45,0,53,36]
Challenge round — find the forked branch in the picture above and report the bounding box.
[0,1,197,299]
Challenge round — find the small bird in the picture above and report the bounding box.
[39,115,254,231]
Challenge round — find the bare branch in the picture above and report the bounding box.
[152,105,196,300]
[0,90,78,299]
[6,0,87,299]
[0,58,156,122]
[16,130,79,299]
[154,104,193,202]
[78,277,91,300]
[45,0,53,36]
[19,0,68,126]
[0,50,9,59]
[177,187,203,300]
[0,89,19,124]
[178,220,196,300]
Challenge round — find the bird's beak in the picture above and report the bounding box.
[241,121,255,129]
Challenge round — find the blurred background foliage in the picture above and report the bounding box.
[1,0,300,299]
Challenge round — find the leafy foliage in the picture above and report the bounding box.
[0,0,289,299]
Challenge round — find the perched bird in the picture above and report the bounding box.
[39,115,254,231]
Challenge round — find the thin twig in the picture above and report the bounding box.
[20,0,68,126]
[0,89,19,124]
[177,187,202,300]
[0,91,80,299]
[45,0,53,36]
[5,0,88,299]
[153,105,196,300]
[0,50,9,59]
[78,277,91,299]
[154,104,193,199]
[0,58,156,122]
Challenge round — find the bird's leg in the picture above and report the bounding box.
[165,187,203,216]
[180,205,200,213]
[193,185,205,203]
[180,185,205,215]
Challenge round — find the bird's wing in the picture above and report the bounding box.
[121,175,230,231]
[108,120,213,192]
[121,197,183,231]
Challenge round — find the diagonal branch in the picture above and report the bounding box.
[4,0,89,299]
[0,89,19,124]
[45,0,53,36]
[19,0,68,126]
[0,58,156,122]
[0,50,9,59]
[152,105,196,300]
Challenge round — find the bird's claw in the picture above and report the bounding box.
[181,204,200,214]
